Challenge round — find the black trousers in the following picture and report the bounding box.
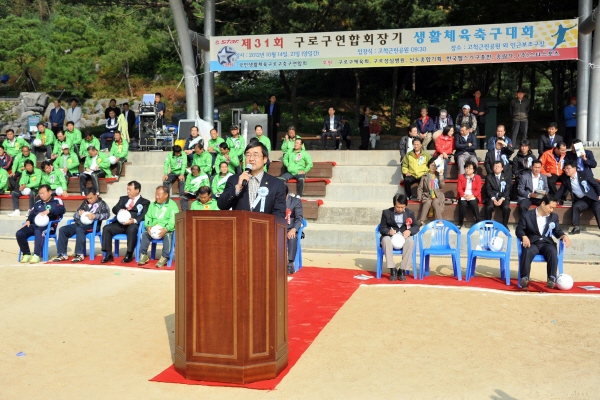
[110,159,126,178]
[16,225,47,256]
[571,197,600,227]
[547,174,560,196]
[267,116,277,150]
[484,198,510,226]
[287,230,298,262]
[359,127,369,150]
[164,173,185,198]
[564,127,576,147]
[57,223,98,255]
[79,170,106,194]
[518,197,543,216]
[519,240,558,280]
[340,131,351,149]
[102,222,140,254]
[403,175,421,199]
[9,172,22,191]
[458,199,480,225]
[280,173,305,196]
[11,189,36,210]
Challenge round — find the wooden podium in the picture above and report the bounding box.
[173,211,288,384]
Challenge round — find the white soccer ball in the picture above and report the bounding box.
[109,156,117,165]
[556,274,574,291]
[150,225,163,240]
[33,138,42,147]
[55,187,63,196]
[22,188,31,196]
[391,233,405,250]
[117,209,131,224]
[488,236,504,252]
[80,214,94,225]
[34,214,49,227]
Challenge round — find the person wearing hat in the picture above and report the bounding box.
[183,126,203,165]
[53,143,80,178]
[370,115,382,150]
[455,104,477,135]
[79,131,101,162]
[340,116,351,150]
[510,87,530,145]
[226,124,245,171]
[564,97,577,146]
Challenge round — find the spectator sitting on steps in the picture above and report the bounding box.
[401,137,431,201]
[369,115,382,150]
[399,125,418,161]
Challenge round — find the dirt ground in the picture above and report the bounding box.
[1,238,600,400]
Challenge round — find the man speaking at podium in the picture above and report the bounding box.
[218,142,286,218]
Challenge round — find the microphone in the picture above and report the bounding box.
[241,164,252,188]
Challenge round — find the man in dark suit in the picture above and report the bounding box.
[564,139,597,180]
[484,161,512,226]
[285,185,304,274]
[517,160,549,216]
[122,103,137,138]
[556,160,600,235]
[379,193,420,281]
[218,142,286,218]
[101,180,151,263]
[321,107,343,150]
[538,122,563,156]
[484,137,513,177]
[467,88,489,138]
[516,194,570,289]
[265,95,281,149]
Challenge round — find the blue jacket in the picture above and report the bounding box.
[27,196,66,227]
[564,105,576,128]
[415,117,436,134]
[49,108,65,127]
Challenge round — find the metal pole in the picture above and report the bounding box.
[203,0,215,126]
[588,3,600,142]
[169,0,199,121]
[579,0,593,142]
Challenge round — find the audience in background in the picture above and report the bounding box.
[456,161,482,229]
[190,185,219,210]
[401,137,431,201]
[539,142,567,195]
[417,158,445,224]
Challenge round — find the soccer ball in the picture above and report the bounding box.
[109,156,117,164]
[150,225,163,240]
[391,233,405,250]
[32,138,42,147]
[488,236,504,252]
[34,214,49,227]
[55,187,63,196]
[80,214,94,225]
[556,274,574,290]
[22,188,31,196]
[117,209,131,224]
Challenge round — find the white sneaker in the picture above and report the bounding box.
[7,210,20,217]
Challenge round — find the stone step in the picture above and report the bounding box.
[318,183,398,202]
[331,166,402,184]
[317,202,390,225]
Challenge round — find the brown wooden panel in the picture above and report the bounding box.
[301,201,319,219]
[68,178,108,193]
[287,181,326,196]
[249,218,269,358]
[175,216,187,358]
[268,161,333,179]
[276,220,288,357]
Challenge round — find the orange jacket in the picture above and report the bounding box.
[540,149,565,176]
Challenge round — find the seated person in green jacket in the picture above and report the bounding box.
[79,131,101,162]
[109,131,129,179]
[9,145,36,191]
[190,185,219,210]
[8,160,41,216]
[0,167,8,194]
[65,121,82,153]
[80,146,111,196]
[214,142,240,175]
[226,125,245,172]
[180,165,209,211]
[54,144,80,178]
[191,141,212,176]
[33,122,55,160]
[401,137,432,200]
[138,185,179,268]
[3,129,28,158]
[207,128,224,169]
[50,130,71,162]
[211,161,232,198]
[40,161,68,197]
[280,138,313,197]
[162,145,187,199]
[281,125,303,154]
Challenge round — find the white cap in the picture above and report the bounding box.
[371,115,378,120]
[61,143,70,150]
[462,104,471,109]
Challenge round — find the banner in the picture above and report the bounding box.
[210,19,578,72]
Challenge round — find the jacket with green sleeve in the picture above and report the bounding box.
[145,199,178,232]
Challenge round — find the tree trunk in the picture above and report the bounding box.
[496,65,503,101]
[458,68,464,99]
[552,65,560,123]
[25,69,37,92]
[529,65,536,124]
[291,70,303,128]
[410,66,416,122]
[518,64,525,88]
[391,67,398,134]
[279,70,292,100]
[125,59,133,98]
[354,70,360,128]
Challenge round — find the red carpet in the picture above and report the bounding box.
[48,255,175,270]
[150,267,361,390]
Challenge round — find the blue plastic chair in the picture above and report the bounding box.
[293,218,307,272]
[375,224,418,280]
[103,217,143,262]
[417,220,462,280]
[65,219,102,260]
[516,238,565,287]
[465,221,512,285]
[138,221,176,267]
[18,217,63,262]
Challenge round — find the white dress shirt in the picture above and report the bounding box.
[535,208,548,237]
[570,176,585,199]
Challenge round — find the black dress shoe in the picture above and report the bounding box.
[389,268,397,282]
[122,254,133,263]
[520,277,529,290]
[398,269,407,281]
[547,276,556,289]
[101,254,114,263]
[287,262,295,275]
[570,226,581,235]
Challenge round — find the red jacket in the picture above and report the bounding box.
[434,134,455,157]
[457,174,482,203]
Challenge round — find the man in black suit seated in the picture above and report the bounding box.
[564,139,597,180]
[556,160,600,235]
[538,122,563,156]
[321,107,342,150]
[218,142,286,218]
[484,161,512,226]
[379,193,420,281]
[516,194,570,290]
[101,180,151,263]
[285,185,303,275]
[484,137,513,177]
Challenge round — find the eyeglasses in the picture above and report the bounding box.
[245,153,263,160]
